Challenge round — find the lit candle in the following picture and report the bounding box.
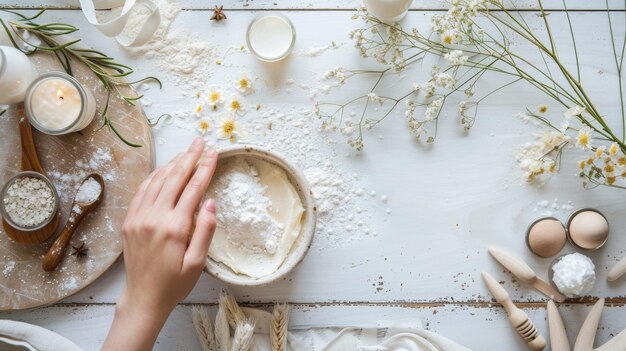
[364,0,414,23]
[24,72,96,135]
[0,46,38,104]
[246,13,296,62]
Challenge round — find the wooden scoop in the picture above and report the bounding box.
[547,300,571,351]
[607,256,626,282]
[2,117,60,243]
[489,246,565,302]
[42,174,104,272]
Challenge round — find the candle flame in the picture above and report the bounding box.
[56,89,64,100]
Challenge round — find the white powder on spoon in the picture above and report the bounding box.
[75,177,102,204]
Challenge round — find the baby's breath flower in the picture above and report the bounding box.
[434,73,456,89]
[367,92,384,105]
[197,119,211,135]
[237,75,253,94]
[576,127,592,150]
[425,97,444,121]
[444,50,468,65]
[206,88,224,107]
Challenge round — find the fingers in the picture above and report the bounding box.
[175,148,218,216]
[158,137,206,207]
[183,199,217,272]
[125,167,159,222]
[139,153,183,210]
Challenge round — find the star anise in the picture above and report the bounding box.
[71,242,89,259]
[211,5,227,21]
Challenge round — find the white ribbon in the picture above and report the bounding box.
[79,0,161,47]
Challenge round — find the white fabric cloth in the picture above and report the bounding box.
[78,0,160,47]
[0,320,82,351]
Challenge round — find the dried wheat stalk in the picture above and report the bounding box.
[230,320,256,351]
[219,291,258,351]
[270,303,289,351]
[191,305,218,351]
[215,303,231,351]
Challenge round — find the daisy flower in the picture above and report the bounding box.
[197,120,211,135]
[576,127,592,150]
[227,98,244,114]
[236,75,253,94]
[217,116,241,142]
[206,88,224,107]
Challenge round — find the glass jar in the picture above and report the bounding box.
[24,72,97,135]
[246,13,296,62]
[0,45,38,104]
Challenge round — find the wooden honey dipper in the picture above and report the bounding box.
[482,272,546,350]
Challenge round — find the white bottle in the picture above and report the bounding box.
[0,46,38,104]
[364,0,414,23]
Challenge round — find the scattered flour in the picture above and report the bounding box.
[533,198,574,216]
[2,261,15,276]
[300,41,344,57]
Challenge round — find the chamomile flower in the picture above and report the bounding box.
[227,98,244,113]
[441,30,456,45]
[595,146,605,159]
[206,88,224,107]
[609,143,619,156]
[197,120,211,135]
[564,105,585,119]
[237,75,253,94]
[217,116,240,141]
[576,127,592,150]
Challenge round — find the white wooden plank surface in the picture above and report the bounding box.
[0,4,625,351]
[3,303,625,351]
[0,0,625,10]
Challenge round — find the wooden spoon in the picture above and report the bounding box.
[2,117,60,243]
[42,174,104,272]
[547,300,571,351]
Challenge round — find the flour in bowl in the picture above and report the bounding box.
[206,156,304,278]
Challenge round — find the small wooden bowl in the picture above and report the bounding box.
[1,171,60,244]
[204,145,317,286]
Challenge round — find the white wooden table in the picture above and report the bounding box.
[1,1,625,350]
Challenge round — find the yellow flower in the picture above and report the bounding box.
[595,146,605,159]
[237,75,253,94]
[586,157,594,165]
[576,127,592,150]
[618,157,626,166]
[604,163,615,173]
[442,32,454,45]
[607,176,616,185]
[548,162,556,173]
[217,116,240,141]
[609,143,619,156]
[227,98,244,113]
[578,160,586,170]
[197,120,211,135]
[206,88,224,107]
[621,171,626,178]
[537,104,548,114]
[194,104,203,117]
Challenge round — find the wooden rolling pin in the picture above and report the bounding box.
[482,272,546,351]
[488,246,565,302]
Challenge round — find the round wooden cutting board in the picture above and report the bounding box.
[0,51,154,311]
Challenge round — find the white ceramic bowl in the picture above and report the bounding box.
[204,145,316,286]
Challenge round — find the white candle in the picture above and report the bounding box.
[246,13,296,62]
[365,0,414,23]
[24,72,96,135]
[0,46,38,104]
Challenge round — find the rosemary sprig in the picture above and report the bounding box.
[0,9,162,147]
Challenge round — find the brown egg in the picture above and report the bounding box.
[526,217,567,257]
[567,209,609,250]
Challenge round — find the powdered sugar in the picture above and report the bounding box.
[75,177,102,204]
[209,157,281,254]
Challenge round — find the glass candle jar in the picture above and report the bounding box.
[24,72,97,135]
[246,13,296,62]
[0,46,38,104]
[364,0,414,23]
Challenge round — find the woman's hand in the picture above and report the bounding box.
[103,137,218,351]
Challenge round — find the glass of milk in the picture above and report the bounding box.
[0,46,38,104]
[246,13,296,62]
[364,0,414,23]
[24,72,97,135]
